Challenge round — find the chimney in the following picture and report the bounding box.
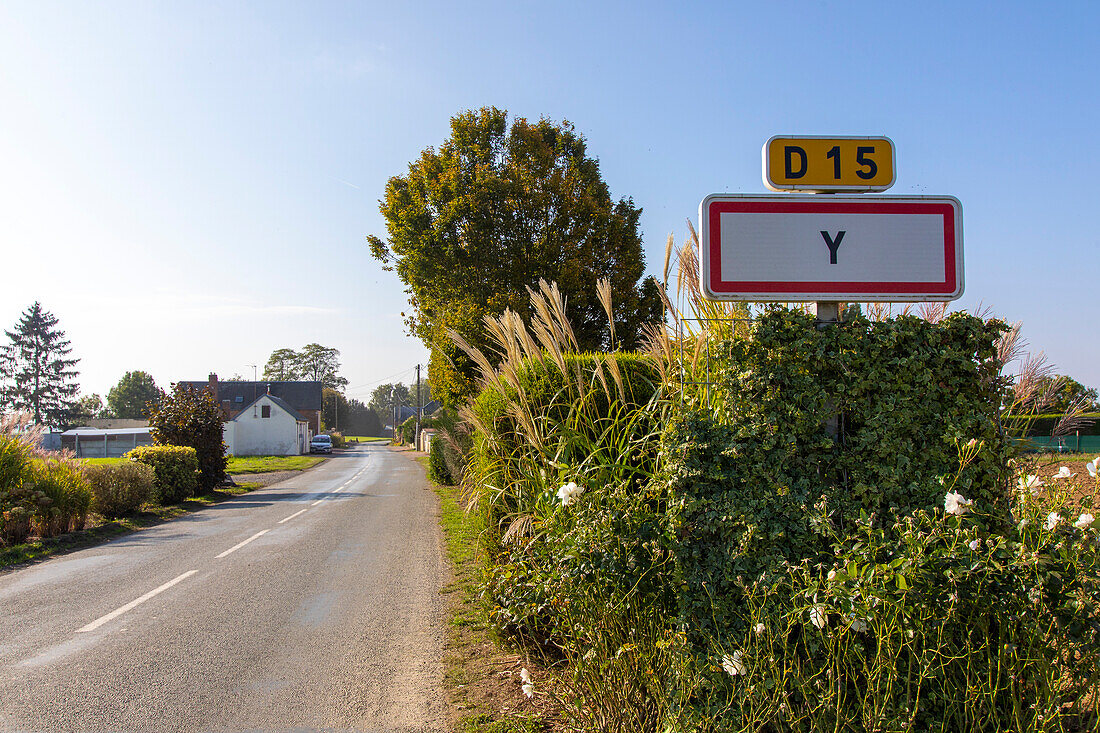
[267,383,272,395]
[208,373,218,397]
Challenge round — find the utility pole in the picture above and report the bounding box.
[415,364,421,450]
[391,386,397,443]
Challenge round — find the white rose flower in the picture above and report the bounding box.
[556,481,584,506]
[1075,513,1094,530]
[849,616,868,633]
[519,668,532,684]
[754,622,765,635]
[521,682,535,698]
[1018,474,1045,495]
[809,605,827,629]
[1087,457,1099,478]
[721,651,746,677]
[826,569,836,582]
[1052,467,1076,481]
[968,538,979,551]
[944,491,972,516]
[1045,512,1062,530]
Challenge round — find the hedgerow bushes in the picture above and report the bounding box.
[86,462,155,518]
[465,296,1100,731]
[126,445,198,503]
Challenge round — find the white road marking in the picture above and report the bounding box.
[76,570,198,633]
[215,529,269,559]
[278,508,308,524]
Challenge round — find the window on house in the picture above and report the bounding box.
[261,405,271,418]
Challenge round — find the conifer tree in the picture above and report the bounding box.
[0,302,80,426]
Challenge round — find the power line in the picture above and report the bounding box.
[344,366,418,397]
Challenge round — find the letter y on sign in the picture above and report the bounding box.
[820,230,845,264]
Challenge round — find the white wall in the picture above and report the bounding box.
[225,395,307,456]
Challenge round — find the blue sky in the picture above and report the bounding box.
[1,1,1097,403]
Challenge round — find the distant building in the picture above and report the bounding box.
[61,427,153,458]
[222,393,311,456]
[179,374,323,435]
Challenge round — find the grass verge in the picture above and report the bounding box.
[79,455,327,473]
[419,457,552,732]
[224,455,326,473]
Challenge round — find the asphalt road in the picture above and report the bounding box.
[0,444,446,733]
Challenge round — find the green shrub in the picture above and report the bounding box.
[470,351,659,543]
[147,384,226,491]
[1004,412,1100,436]
[126,445,198,503]
[31,457,92,537]
[663,309,1012,657]
[676,493,1100,731]
[328,431,346,449]
[86,462,155,518]
[427,436,453,484]
[468,351,667,647]
[0,433,40,545]
[399,415,417,445]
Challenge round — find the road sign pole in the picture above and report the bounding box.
[813,301,841,439]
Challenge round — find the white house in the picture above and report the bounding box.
[223,393,311,457]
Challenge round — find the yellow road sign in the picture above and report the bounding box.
[764,136,895,192]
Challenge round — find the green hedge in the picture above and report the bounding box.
[663,310,1010,647]
[427,436,454,485]
[86,462,155,518]
[126,445,198,503]
[1004,413,1100,437]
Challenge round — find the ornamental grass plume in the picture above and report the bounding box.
[944,491,972,516]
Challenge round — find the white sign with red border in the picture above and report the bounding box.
[699,194,963,302]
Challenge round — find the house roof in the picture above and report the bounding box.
[178,380,322,411]
[232,394,309,423]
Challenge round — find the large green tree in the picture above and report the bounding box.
[0,302,80,426]
[368,383,410,418]
[147,384,226,491]
[69,393,107,425]
[107,370,164,419]
[322,389,381,435]
[261,345,347,391]
[1040,375,1099,413]
[368,107,663,405]
[262,348,300,381]
[295,343,348,391]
